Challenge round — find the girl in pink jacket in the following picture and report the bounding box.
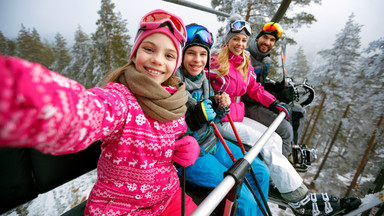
[0,9,200,216]
[208,14,290,145]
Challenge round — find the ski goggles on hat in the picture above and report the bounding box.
[261,22,283,39]
[186,24,214,48]
[230,20,252,36]
[139,9,187,44]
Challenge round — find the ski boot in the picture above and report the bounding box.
[291,145,317,172]
[288,193,361,216]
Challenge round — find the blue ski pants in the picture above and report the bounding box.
[185,139,270,216]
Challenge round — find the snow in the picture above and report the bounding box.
[1,170,97,216]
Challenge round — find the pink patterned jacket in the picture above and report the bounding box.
[208,52,276,122]
[0,55,187,215]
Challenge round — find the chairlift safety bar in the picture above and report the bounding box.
[191,112,286,215]
[162,0,230,17]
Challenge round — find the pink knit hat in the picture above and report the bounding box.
[130,9,187,74]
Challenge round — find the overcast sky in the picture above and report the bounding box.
[0,0,383,63]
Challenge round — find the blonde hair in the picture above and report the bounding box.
[215,45,251,81]
[101,60,180,87]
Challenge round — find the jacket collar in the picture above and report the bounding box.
[229,51,244,66]
[248,39,270,62]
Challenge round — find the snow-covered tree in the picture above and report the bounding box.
[51,33,72,74]
[66,26,96,89]
[289,46,311,83]
[305,14,384,197]
[316,13,362,93]
[92,0,131,86]
[351,38,384,191]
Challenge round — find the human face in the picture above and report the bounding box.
[183,46,208,76]
[257,34,276,53]
[132,33,177,84]
[227,34,248,56]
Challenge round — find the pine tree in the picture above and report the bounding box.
[316,13,362,98]
[92,0,131,86]
[353,38,384,186]
[16,25,53,68]
[67,26,96,88]
[308,14,366,196]
[16,24,34,61]
[30,28,45,65]
[41,40,55,69]
[289,46,311,83]
[0,31,16,56]
[51,33,72,74]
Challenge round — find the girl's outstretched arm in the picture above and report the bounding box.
[0,55,128,155]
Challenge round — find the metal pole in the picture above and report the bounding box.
[244,112,286,164]
[191,112,286,215]
[226,113,272,216]
[211,122,268,216]
[162,0,230,17]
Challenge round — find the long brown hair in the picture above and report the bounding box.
[215,44,251,81]
[101,60,180,87]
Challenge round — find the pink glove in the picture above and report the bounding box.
[173,135,200,167]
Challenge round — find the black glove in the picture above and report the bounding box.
[264,80,285,93]
[276,87,295,103]
[186,99,216,131]
[269,100,292,120]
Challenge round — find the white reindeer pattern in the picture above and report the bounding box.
[149,160,156,168]
[105,152,112,159]
[128,159,138,167]
[140,160,148,169]
[113,157,122,165]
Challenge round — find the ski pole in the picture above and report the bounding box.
[226,113,272,216]
[181,166,186,216]
[210,122,268,216]
[227,114,246,155]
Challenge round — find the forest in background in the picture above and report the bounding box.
[1,0,383,206]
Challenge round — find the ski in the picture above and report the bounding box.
[268,187,384,216]
[343,190,383,216]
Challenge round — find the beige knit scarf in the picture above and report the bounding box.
[118,64,187,122]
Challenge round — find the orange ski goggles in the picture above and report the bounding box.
[261,22,283,39]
